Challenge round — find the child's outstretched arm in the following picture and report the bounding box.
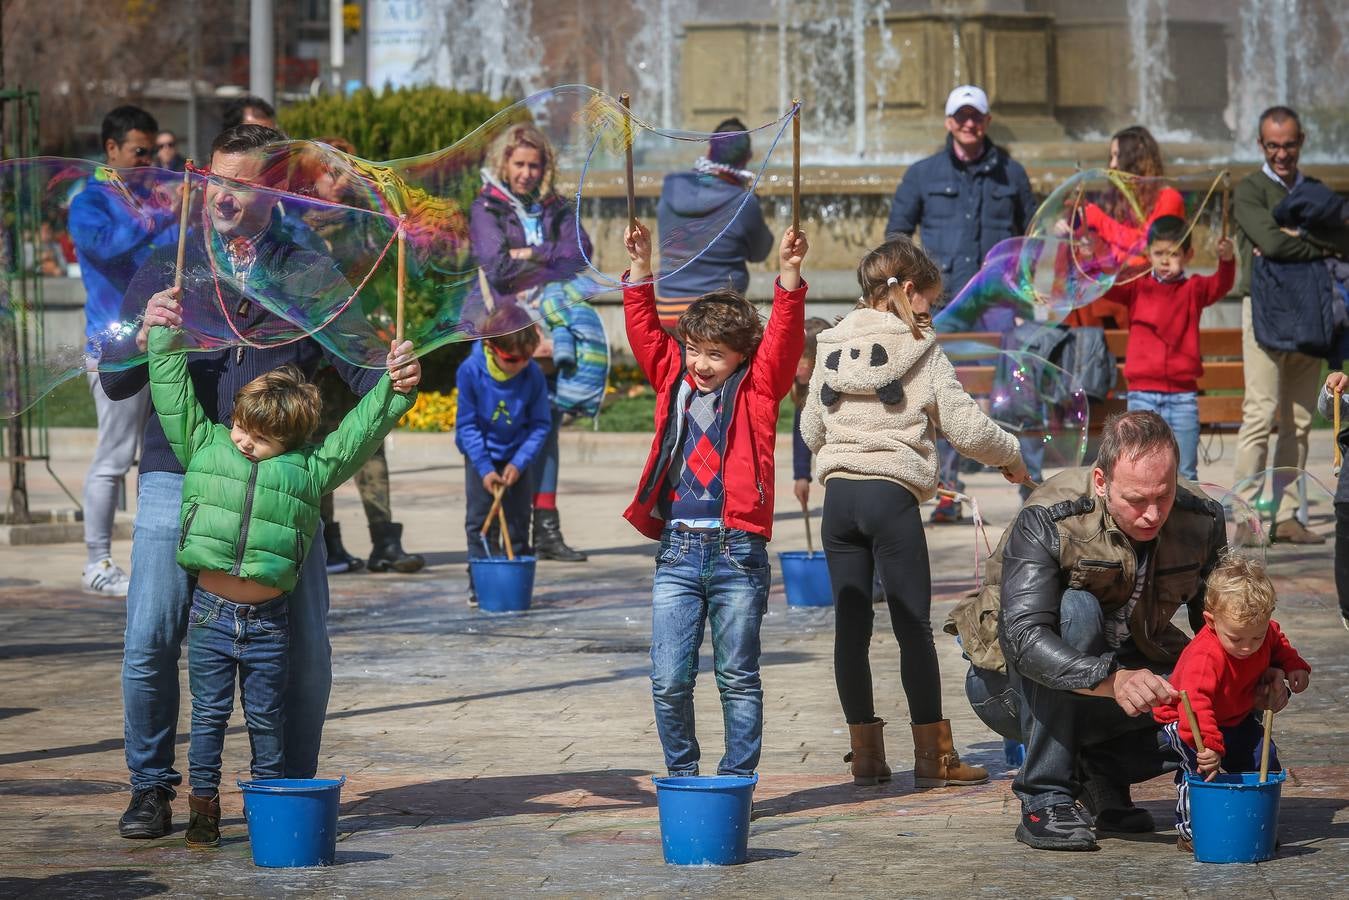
[778,227,807,292]
[311,340,419,494]
[755,228,810,400]
[621,221,681,388]
[624,221,653,283]
[146,311,213,468]
[928,348,1028,485]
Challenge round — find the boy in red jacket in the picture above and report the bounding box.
[622,220,807,777]
[1111,215,1236,480]
[1153,553,1311,851]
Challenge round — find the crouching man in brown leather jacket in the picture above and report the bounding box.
[947,411,1288,851]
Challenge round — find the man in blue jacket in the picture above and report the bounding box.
[70,105,179,596]
[655,118,775,331]
[887,85,1036,521]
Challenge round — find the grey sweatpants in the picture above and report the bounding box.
[83,373,148,563]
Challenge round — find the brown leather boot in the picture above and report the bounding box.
[185,793,221,849]
[912,720,988,788]
[844,719,892,786]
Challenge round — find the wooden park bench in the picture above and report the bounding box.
[936,328,1244,434]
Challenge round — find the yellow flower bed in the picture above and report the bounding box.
[399,389,458,432]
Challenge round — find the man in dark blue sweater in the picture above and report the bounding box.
[101,125,414,839]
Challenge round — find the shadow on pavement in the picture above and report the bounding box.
[340,769,656,825]
[0,870,168,898]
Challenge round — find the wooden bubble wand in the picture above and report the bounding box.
[1335,386,1343,473]
[800,496,815,556]
[1259,707,1275,783]
[791,98,802,236]
[1220,171,1232,240]
[395,218,406,344]
[174,162,194,291]
[1179,690,1209,774]
[620,93,637,230]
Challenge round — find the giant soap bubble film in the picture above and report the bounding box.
[0,85,797,418]
[930,168,1230,475]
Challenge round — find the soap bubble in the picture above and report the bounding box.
[0,86,799,417]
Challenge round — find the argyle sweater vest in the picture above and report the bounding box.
[664,385,727,523]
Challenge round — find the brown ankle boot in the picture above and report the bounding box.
[912,720,988,788]
[185,794,221,849]
[844,719,892,786]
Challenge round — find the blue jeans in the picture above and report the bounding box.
[187,588,289,796]
[122,471,333,794]
[650,527,769,777]
[1127,391,1199,480]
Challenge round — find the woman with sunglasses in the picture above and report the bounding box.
[469,123,607,563]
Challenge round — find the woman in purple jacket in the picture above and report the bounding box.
[469,124,594,562]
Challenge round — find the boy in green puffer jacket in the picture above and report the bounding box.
[147,325,419,849]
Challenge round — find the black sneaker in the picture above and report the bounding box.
[1015,802,1098,851]
[1079,778,1155,833]
[119,785,173,839]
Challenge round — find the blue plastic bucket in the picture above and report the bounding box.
[470,556,537,612]
[238,776,346,868]
[778,551,832,607]
[1186,770,1285,863]
[653,774,757,865]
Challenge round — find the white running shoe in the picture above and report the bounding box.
[82,558,131,597]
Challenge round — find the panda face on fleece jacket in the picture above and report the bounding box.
[816,307,933,408]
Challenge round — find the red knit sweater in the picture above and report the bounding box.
[1153,619,1310,755]
[1110,257,1235,393]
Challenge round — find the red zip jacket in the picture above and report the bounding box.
[1152,619,1309,755]
[1111,256,1235,393]
[622,276,806,541]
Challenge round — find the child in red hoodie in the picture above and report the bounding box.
[1153,553,1311,850]
[1111,215,1236,481]
[622,220,807,778]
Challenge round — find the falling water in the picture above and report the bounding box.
[1127,0,1171,132]
[852,0,866,156]
[422,0,543,98]
[627,0,692,129]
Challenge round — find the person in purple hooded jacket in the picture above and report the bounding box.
[469,123,594,562]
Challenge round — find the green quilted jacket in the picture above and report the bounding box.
[148,327,415,591]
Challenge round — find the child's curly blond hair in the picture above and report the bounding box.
[1204,552,1277,625]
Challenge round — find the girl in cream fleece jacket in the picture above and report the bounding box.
[801,235,1026,790]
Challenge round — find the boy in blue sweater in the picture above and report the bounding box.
[456,313,552,606]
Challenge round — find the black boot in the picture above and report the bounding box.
[324,523,365,575]
[119,785,173,839]
[532,508,587,562]
[368,522,426,573]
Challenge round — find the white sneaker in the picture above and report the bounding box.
[82,559,130,597]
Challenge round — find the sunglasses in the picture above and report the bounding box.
[488,344,526,364]
[130,145,153,158]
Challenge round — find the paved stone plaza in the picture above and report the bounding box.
[1,429,1346,898]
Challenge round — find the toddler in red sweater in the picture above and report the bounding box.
[1153,553,1311,850]
[1111,215,1236,481]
